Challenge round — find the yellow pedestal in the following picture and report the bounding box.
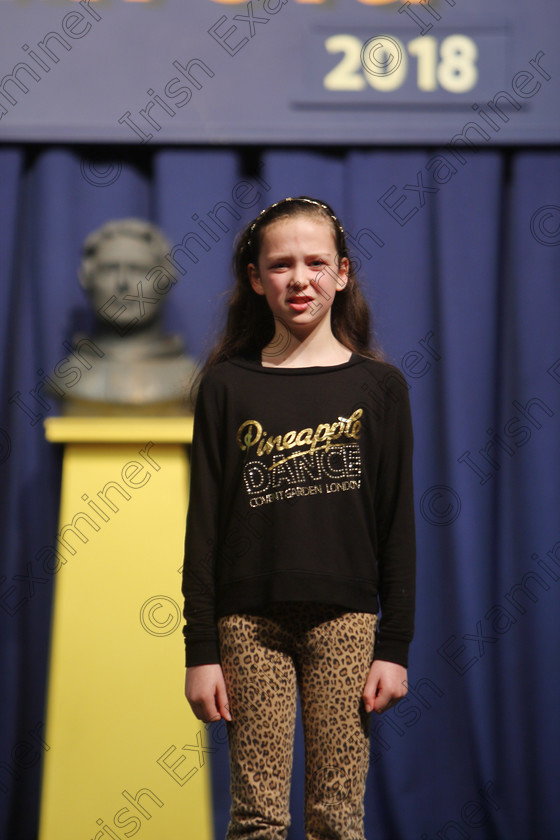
[39,417,214,840]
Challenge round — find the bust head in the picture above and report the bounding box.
[79,218,173,331]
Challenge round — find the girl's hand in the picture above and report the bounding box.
[185,664,232,723]
[362,659,407,714]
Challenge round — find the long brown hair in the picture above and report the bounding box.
[193,196,384,389]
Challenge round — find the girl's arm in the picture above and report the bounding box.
[185,664,232,722]
[182,371,224,667]
[362,660,407,714]
[372,367,416,675]
[181,370,232,722]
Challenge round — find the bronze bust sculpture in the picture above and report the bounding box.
[53,218,197,415]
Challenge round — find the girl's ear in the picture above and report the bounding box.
[336,256,349,291]
[248,263,265,295]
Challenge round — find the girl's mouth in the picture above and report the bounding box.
[288,295,313,312]
[287,296,313,311]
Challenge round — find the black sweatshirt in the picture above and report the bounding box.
[182,353,416,668]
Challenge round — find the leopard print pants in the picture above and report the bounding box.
[217,602,378,840]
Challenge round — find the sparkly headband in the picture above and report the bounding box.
[246,197,344,249]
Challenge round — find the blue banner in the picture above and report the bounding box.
[0,0,559,143]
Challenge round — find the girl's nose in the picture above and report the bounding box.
[290,265,309,290]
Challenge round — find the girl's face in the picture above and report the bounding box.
[248,215,348,336]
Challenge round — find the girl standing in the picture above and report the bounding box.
[182,196,416,840]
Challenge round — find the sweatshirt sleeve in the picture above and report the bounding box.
[373,368,416,668]
[182,371,223,667]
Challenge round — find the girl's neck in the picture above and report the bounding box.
[261,328,352,368]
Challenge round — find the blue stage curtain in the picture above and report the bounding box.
[1,144,559,840]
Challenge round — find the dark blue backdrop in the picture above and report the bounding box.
[1,144,560,840]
